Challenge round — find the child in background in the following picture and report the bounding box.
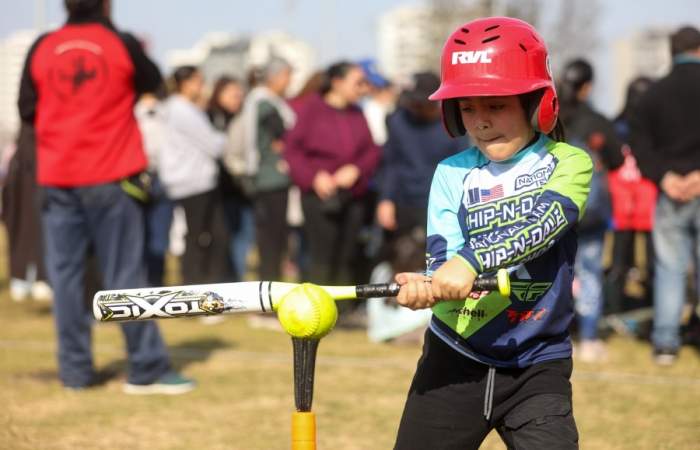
[606,77,657,335]
[393,17,592,449]
[558,58,624,362]
[366,228,432,344]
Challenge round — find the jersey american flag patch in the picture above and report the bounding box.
[481,184,504,202]
[467,184,505,204]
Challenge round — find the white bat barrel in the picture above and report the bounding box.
[93,281,301,322]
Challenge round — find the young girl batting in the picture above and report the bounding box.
[394,17,592,449]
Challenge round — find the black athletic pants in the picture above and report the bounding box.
[179,189,232,284]
[395,330,579,450]
[254,189,289,280]
[301,192,365,285]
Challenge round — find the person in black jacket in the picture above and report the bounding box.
[376,72,470,237]
[558,59,624,172]
[1,123,52,302]
[558,58,624,362]
[630,26,700,365]
[370,72,469,342]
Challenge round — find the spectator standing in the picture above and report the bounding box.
[205,76,249,279]
[376,72,469,237]
[237,58,295,280]
[285,61,381,290]
[630,26,700,365]
[558,58,624,362]
[159,66,230,285]
[207,76,244,131]
[367,228,432,344]
[18,0,192,393]
[1,123,52,301]
[284,70,326,280]
[356,59,397,267]
[134,89,173,286]
[606,77,657,327]
[358,58,396,146]
[223,60,295,279]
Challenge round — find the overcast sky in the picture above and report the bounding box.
[2,0,698,114]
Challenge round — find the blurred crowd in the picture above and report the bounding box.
[1,0,699,394]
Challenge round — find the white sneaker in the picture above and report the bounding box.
[30,281,53,302]
[653,348,678,366]
[10,279,30,302]
[247,314,283,331]
[123,372,195,395]
[198,315,225,325]
[577,339,608,363]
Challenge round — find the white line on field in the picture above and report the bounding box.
[2,339,700,387]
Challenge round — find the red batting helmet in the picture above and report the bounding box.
[429,17,559,136]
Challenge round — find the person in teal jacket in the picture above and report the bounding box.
[393,17,592,449]
[240,58,296,280]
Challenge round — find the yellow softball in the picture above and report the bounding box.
[276,283,338,339]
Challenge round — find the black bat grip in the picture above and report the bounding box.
[355,275,503,299]
[355,283,401,298]
[473,276,499,292]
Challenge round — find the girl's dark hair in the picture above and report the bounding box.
[293,71,325,100]
[388,229,427,274]
[547,119,566,142]
[64,0,103,17]
[171,66,200,93]
[247,66,264,89]
[558,58,593,107]
[319,61,357,95]
[519,90,566,142]
[615,76,653,123]
[671,26,700,56]
[207,75,240,111]
[152,82,168,101]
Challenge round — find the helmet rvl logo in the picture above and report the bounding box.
[451,51,492,65]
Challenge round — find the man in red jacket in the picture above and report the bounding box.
[18,0,193,393]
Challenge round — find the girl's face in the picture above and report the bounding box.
[182,71,204,102]
[268,67,292,96]
[458,96,535,161]
[332,67,368,105]
[218,82,244,114]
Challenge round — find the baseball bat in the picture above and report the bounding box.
[93,268,510,322]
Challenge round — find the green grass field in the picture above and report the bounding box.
[1,226,699,450]
[2,297,700,450]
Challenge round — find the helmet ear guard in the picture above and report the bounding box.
[530,87,559,135]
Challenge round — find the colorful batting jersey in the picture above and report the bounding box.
[426,134,593,368]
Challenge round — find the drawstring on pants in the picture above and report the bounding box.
[483,366,496,421]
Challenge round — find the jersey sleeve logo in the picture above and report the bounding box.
[510,281,552,302]
[514,163,554,191]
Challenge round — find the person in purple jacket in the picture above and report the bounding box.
[285,61,381,294]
